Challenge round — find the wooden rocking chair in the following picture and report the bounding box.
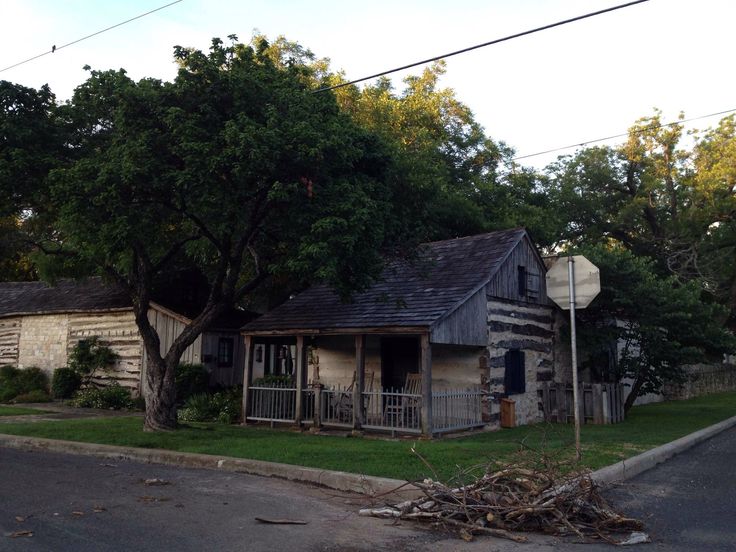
[334,371,374,422]
[383,372,422,428]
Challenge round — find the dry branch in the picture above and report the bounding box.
[359,447,645,545]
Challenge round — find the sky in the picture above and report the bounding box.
[2,0,735,169]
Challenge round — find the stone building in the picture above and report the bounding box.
[0,279,252,394]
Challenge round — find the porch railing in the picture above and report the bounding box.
[361,388,422,434]
[319,385,354,428]
[248,383,297,423]
[432,388,485,433]
[246,383,487,435]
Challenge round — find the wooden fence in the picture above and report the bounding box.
[538,382,624,425]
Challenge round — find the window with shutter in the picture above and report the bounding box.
[526,270,540,302]
[504,349,525,395]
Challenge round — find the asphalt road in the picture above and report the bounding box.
[590,424,736,551]
[1,426,735,551]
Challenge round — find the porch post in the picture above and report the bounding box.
[295,335,305,425]
[241,335,254,425]
[420,333,433,436]
[353,334,366,430]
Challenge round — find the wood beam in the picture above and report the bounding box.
[353,334,366,430]
[420,333,433,437]
[295,335,305,426]
[241,335,254,425]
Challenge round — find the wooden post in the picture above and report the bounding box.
[592,383,604,424]
[313,381,322,428]
[295,335,305,426]
[420,333,433,437]
[353,334,366,430]
[241,335,254,425]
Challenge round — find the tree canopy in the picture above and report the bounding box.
[16,37,425,430]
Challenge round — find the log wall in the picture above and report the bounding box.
[0,317,21,367]
[68,311,142,393]
[485,298,556,426]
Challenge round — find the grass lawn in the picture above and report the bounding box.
[0,391,734,481]
[0,405,47,416]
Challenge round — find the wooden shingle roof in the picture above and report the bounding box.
[243,228,528,334]
[0,278,257,331]
[0,278,131,317]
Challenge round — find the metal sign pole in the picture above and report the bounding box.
[567,256,582,461]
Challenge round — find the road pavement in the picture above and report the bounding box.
[588,424,736,551]
[2,425,735,551]
[0,447,560,552]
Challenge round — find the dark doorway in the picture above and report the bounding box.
[381,336,419,391]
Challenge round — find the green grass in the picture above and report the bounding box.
[0,405,47,416]
[0,392,734,481]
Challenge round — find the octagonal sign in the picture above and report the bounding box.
[546,255,600,309]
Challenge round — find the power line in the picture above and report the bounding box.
[512,108,736,162]
[313,0,651,93]
[0,0,184,74]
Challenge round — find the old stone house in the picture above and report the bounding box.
[0,279,253,394]
[241,228,557,434]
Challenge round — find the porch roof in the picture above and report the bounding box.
[242,228,527,336]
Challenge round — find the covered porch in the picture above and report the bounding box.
[240,330,487,436]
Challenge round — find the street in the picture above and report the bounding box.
[1,426,735,551]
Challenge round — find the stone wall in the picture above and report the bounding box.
[17,314,69,378]
[486,298,556,426]
[9,311,144,394]
[663,363,736,400]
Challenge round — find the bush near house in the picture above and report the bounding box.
[68,337,119,385]
[178,387,242,424]
[13,389,52,403]
[0,366,49,403]
[52,367,82,399]
[70,382,134,410]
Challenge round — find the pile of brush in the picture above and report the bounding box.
[360,449,645,544]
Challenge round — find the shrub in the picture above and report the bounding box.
[0,366,49,403]
[178,388,241,424]
[68,337,118,384]
[13,389,52,403]
[70,383,133,410]
[175,363,209,404]
[52,367,82,399]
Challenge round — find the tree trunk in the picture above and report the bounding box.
[623,374,645,414]
[143,354,178,431]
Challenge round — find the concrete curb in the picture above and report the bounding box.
[592,414,736,485]
[2,414,734,496]
[0,433,416,497]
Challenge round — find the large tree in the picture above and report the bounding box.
[544,111,736,318]
[572,245,736,411]
[30,37,413,430]
[0,81,68,280]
